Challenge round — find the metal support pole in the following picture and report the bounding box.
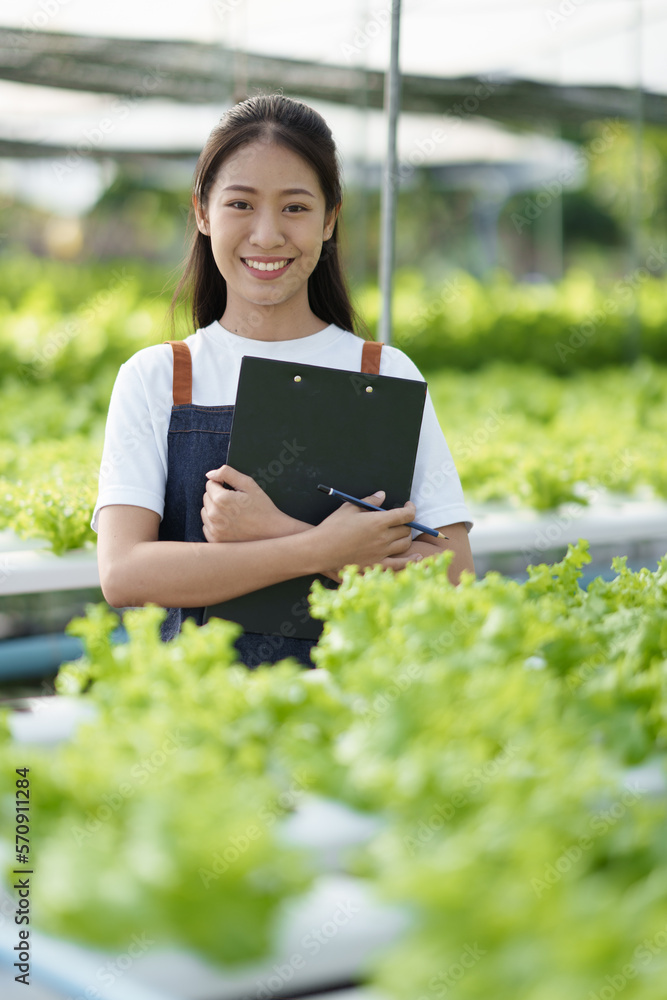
[627,0,644,362]
[377,0,402,345]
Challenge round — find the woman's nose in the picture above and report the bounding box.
[249,210,286,250]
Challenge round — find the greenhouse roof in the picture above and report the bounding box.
[0,2,664,212]
[1,25,666,152]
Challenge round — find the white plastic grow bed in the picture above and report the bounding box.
[1,496,666,598]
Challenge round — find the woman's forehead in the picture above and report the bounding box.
[214,140,323,194]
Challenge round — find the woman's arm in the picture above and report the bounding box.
[235,515,475,584]
[201,466,473,584]
[96,496,418,609]
[406,522,475,584]
[201,466,429,582]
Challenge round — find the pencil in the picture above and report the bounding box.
[317,485,449,539]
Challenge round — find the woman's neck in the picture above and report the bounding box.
[219,299,328,342]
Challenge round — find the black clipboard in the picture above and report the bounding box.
[203,355,427,639]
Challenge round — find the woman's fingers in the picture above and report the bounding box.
[384,531,414,556]
[201,466,284,543]
[204,479,223,502]
[381,552,423,570]
[389,499,416,524]
[203,477,251,525]
[347,493,416,525]
[205,463,253,489]
[204,477,247,504]
[360,490,385,505]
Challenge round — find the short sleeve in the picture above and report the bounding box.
[91,357,172,532]
[410,389,473,533]
[380,345,473,533]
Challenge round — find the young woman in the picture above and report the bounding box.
[94,94,474,668]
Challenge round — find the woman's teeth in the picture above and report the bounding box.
[243,259,291,271]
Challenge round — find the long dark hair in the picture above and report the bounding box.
[168,94,365,337]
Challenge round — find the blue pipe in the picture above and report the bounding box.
[0,629,127,683]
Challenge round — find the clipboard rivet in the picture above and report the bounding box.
[293,375,302,382]
[366,385,373,393]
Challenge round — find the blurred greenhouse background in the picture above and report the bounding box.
[2,0,667,629]
[1,2,667,999]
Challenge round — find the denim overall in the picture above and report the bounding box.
[158,337,383,669]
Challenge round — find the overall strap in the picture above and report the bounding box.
[361,340,382,375]
[165,338,380,401]
[164,340,192,405]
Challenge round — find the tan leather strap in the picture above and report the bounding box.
[361,340,382,375]
[165,338,380,403]
[164,340,192,405]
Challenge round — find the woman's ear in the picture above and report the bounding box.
[323,202,341,241]
[193,194,210,236]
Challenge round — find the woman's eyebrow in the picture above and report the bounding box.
[221,184,316,197]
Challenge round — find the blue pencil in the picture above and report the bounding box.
[317,484,449,539]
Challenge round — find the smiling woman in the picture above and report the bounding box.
[93,94,474,669]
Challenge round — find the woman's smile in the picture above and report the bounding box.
[241,255,295,279]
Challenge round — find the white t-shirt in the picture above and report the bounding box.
[92,320,473,535]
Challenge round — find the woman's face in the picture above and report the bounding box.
[195,138,338,320]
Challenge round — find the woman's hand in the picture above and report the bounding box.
[202,473,423,580]
[312,489,423,578]
[202,464,288,543]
